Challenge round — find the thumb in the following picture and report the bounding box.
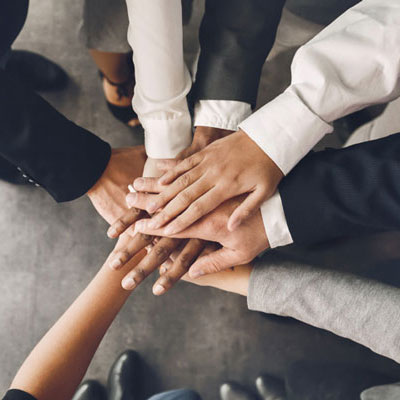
[188,247,239,278]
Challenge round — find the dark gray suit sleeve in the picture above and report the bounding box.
[279,133,400,245]
[191,0,285,108]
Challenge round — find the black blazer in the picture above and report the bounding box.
[0,0,111,202]
[280,133,400,245]
[192,0,285,109]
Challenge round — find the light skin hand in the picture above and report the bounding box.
[87,146,146,224]
[129,129,284,234]
[131,196,269,278]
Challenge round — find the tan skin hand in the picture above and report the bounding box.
[130,129,284,235]
[104,127,233,295]
[87,146,146,224]
[130,195,270,278]
[176,126,234,160]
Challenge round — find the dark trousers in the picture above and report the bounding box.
[285,361,395,400]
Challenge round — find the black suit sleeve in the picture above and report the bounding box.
[191,0,285,108]
[3,390,36,400]
[0,68,111,202]
[279,133,400,245]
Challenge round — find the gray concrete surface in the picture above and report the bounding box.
[1,1,400,399]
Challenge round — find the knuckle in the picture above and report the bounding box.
[119,251,130,262]
[177,190,192,205]
[240,208,251,219]
[154,246,169,260]
[179,173,192,188]
[185,156,196,169]
[140,233,153,243]
[134,267,146,281]
[115,219,127,231]
[161,274,174,287]
[190,202,203,216]
[178,252,192,268]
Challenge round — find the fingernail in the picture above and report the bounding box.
[107,226,117,238]
[110,258,122,270]
[134,178,144,190]
[153,284,165,296]
[128,184,136,193]
[122,277,136,290]
[126,192,137,208]
[189,269,205,279]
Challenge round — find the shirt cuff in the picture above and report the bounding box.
[260,191,293,248]
[143,113,193,159]
[239,91,332,175]
[194,100,252,131]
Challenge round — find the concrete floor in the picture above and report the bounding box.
[1,1,400,399]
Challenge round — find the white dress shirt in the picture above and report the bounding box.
[240,0,400,247]
[125,0,192,159]
[125,0,251,161]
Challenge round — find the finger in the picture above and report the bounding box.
[133,177,164,194]
[144,168,204,217]
[126,192,160,213]
[147,179,211,231]
[161,187,226,235]
[107,208,143,238]
[157,159,181,170]
[159,259,173,275]
[121,237,180,290]
[158,153,202,185]
[108,233,154,270]
[227,188,268,232]
[175,147,193,161]
[188,247,241,278]
[152,239,205,295]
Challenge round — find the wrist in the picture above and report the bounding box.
[194,126,234,147]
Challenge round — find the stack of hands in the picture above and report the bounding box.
[89,126,283,296]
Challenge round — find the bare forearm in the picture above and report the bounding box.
[11,243,145,400]
[182,264,252,296]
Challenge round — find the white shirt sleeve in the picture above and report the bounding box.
[125,0,193,159]
[193,100,252,131]
[240,0,400,175]
[260,191,293,248]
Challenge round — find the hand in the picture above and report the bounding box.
[132,195,269,277]
[175,126,234,159]
[130,130,283,234]
[87,146,146,224]
[107,207,208,295]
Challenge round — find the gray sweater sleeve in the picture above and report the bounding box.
[248,256,400,363]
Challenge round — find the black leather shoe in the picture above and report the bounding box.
[6,50,68,91]
[220,382,257,400]
[255,375,286,400]
[0,156,28,185]
[108,350,141,400]
[72,380,107,400]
